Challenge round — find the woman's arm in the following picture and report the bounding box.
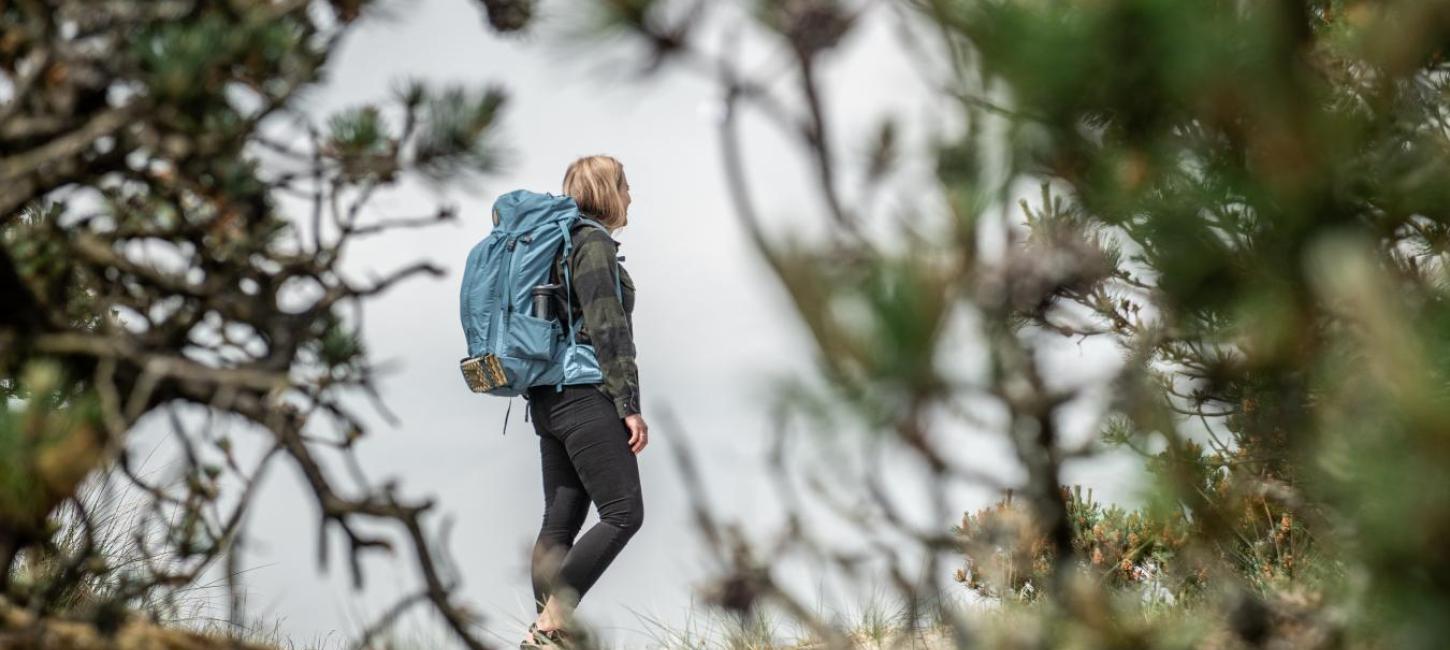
[571,231,641,418]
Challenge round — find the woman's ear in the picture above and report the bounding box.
[492,208,501,226]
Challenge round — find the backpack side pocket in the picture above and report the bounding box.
[503,313,560,361]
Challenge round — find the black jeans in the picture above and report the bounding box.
[526,385,643,611]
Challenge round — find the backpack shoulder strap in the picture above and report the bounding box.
[577,217,610,235]
[554,219,622,298]
[557,219,624,392]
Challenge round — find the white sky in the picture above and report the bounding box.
[122,1,1146,646]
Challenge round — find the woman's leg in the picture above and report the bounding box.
[532,421,590,612]
[551,388,644,603]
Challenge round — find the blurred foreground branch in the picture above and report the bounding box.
[1,1,529,647]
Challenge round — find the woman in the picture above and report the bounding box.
[523,155,649,647]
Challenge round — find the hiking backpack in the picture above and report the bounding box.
[458,189,617,397]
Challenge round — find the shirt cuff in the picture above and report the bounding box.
[615,394,641,419]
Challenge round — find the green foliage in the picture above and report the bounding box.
[595,0,1450,647]
[2,1,526,647]
[927,0,1450,646]
[313,318,367,378]
[2,205,103,331]
[0,362,104,538]
[134,12,310,105]
[328,107,392,156]
[412,86,510,182]
[955,488,1195,602]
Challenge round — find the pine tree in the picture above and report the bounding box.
[592,0,1450,646]
[2,1,527,647]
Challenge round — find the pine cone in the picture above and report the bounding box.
[479,0,535,33]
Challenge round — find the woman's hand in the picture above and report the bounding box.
[625,414,649,454]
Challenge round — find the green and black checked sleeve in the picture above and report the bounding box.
[570,230,640,418]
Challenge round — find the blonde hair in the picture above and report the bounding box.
[563,155,629,230]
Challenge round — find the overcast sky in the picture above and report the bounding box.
[120,1,1146,646]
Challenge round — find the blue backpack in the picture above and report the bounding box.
[458,189,616,397]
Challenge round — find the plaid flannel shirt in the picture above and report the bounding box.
[559,224,640,418]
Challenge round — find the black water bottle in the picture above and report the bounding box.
[531,284,561,319]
